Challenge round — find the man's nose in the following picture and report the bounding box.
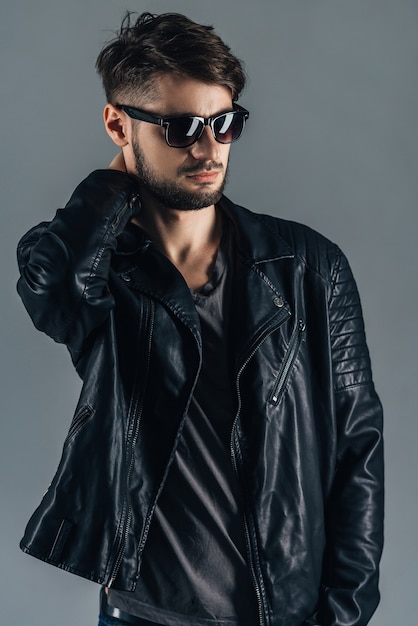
[189,126,221,161]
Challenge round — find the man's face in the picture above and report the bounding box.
[125,75,233,211]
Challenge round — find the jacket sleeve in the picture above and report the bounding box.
[316,249,384,625]
[17,169,141,356]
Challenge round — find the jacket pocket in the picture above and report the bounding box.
[268,319,305,406]
[64,404,95,445]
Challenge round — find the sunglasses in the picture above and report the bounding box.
[116,103,249,148]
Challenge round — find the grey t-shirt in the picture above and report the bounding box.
[108,217,258,625]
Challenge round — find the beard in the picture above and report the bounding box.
[132,137,228,211]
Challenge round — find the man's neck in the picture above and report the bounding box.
[132,194,222,291]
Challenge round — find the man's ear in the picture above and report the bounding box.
[103,104,130,147]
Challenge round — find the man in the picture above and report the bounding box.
[17,11,384,626]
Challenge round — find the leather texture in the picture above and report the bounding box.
[17,170,384,626]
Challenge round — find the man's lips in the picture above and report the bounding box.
[186,171,220,183]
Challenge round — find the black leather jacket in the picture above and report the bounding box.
[17,170,384,626]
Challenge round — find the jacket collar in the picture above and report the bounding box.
[219,196,294,265]
[112,196,295,352]
[115,195,295,264]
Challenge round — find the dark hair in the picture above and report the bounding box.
[96,12,246,104]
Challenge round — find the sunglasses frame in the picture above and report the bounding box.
[115,103,249,148]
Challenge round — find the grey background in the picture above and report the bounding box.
[1,0,417,624]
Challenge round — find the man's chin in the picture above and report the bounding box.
[166,189,224,212]
[142,181,225,212]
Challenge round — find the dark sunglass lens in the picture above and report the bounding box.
[167,117,203,147]
[213,112,245,144]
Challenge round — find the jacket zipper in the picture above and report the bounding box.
[269,319,306,405]
[108,300,155,587]
[231,433,266,626]
[230,312,290,626]
[134,315,203,565]
[110,194,140,234]
[65,405,94,443]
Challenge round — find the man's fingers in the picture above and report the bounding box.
[108,152,127,172]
